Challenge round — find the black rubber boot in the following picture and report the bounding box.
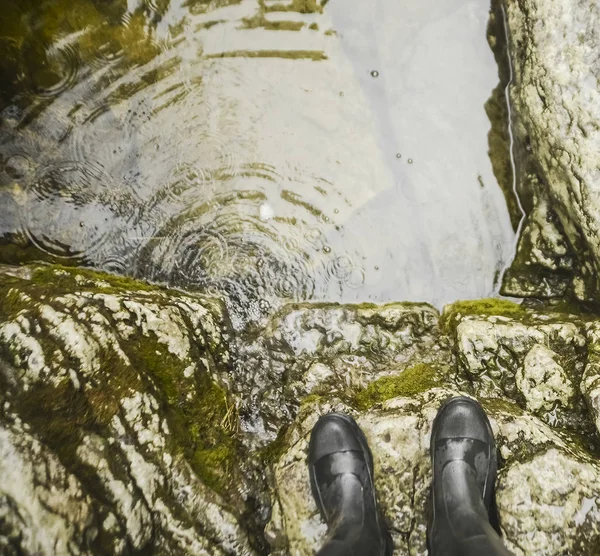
[309,413,393,556]
[428,396,512,556]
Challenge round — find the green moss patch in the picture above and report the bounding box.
[440,298,524,333]
[30,264,161,293]
[299,392,323,408]
[354,364,439,410]
[0,264,165,321]
[0,280,29,321]
[136,338,239,494]
[0,263,240,499]
[264,0,323,13]
[480,396,523,417]
[440,296,598,335]
[240,13,304,31]
[257,426,289,467]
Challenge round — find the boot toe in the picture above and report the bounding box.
[432,396,493,445]
[309,413,363,463]
[428,395,499,550]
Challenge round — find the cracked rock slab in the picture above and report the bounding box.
[453,310,591,433]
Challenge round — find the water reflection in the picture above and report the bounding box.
[0,0,514,327]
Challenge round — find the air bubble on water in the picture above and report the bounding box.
[259,203,274,221]
[334,208,339,214]
[375,265,380,270]
[323,245,331,254]
[396,153,401,159]
[408,158,414,164]
[370,70,379,78]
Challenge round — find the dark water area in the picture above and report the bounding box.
[0,0,515,327]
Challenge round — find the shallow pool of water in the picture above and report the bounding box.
[0,0,514,327]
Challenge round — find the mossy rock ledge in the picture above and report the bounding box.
[2,266,600,554]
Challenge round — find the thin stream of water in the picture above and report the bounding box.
[497,2,526,293]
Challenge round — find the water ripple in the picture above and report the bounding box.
[18,161,120,261]
[0,153,34,187]
[135,187,323,326]
[32,42,81,99]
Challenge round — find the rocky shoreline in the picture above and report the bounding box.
[1,264,600,554]
[1,0,599,553]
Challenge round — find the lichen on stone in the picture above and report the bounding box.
[0,264,254,554]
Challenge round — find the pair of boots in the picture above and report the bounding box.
[308,396,512,555]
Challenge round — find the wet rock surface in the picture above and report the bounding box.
[233,302,451,444]
[500,0,600,301]
[2,265,600,554]
[446,302,592,435]
[0,265,255,555]
[266,390,600,556]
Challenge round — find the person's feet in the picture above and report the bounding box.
[428,396,504,555]
[309,413,392,556]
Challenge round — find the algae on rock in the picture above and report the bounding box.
[0,264,255,554]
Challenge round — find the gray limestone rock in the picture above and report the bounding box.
[2,266,600,554]
[450,308,592,434]
[500,0,600,300]
[498,448,600,555]
[501,192,574,298]
[233,302,453,444]
[0,414,99,555]
[267,389,600,555]
[0,265,255,555]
